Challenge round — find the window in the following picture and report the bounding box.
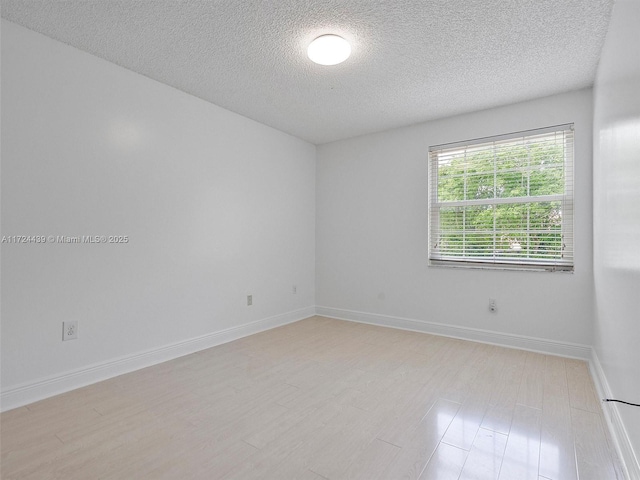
[428,124,574,271]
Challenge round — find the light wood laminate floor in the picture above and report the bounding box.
[1,316,624,479]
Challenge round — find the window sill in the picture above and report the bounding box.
[429,258,574,273]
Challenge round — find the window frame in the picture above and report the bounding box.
[428,124,574,272]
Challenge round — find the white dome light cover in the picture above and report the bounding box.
[307,35,351,66]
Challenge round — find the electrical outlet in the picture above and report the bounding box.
[489,299,497,313]
[62,321,78,341]
[247,294,253,306]
[292,285,297,294]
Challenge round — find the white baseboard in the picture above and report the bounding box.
[590,349,640,480]
[0,306,315,412]
[315,306,592,359]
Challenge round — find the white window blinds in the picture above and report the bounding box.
[428,124,574,271]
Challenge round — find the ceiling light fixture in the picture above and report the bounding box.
[307,34,351,66]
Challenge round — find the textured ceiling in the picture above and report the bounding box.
[2,0,613,144]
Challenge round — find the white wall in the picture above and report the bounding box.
[317,89,594,347]
[1,21,316,397]
[593,0,640,471]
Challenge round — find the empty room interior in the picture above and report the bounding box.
[1,1,639,479]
